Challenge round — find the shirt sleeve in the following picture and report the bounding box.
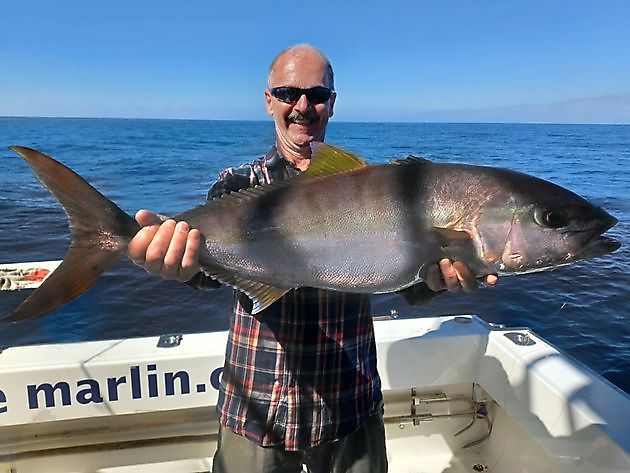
[207,166,255,200]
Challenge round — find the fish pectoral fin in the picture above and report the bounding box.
[306,143,368,177]
[431,227,472,245]
[206,269,290,314]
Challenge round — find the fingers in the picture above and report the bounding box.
[161,222,202,281]
[144,219,178,276]
[128,210,167,266]
[127,210,201,282]
[425,259,466,293]
[179,228,203,281]
[425,263,445,292]
[425,259,499,294]
[441,259,470,293]
[484,274,499,287]
[451,260,480,293]
[128,222,161,266]
[135,209,167,227]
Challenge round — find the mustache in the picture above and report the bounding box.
[287,109,319,124]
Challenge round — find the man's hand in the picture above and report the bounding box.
[425,258,498,293]
[127,209,202,282]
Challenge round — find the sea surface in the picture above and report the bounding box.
[0,118,628,393]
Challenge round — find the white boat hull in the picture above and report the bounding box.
[0,315,628,472]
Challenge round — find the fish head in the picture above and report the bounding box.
[478,174,620,275]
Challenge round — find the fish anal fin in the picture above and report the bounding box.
[248,285,290,314]
[205,268,290,314]
[306,143,368,177]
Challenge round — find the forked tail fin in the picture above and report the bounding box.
[6,146,140,321]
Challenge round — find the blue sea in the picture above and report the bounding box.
[0,118,628,392]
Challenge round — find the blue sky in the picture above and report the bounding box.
[2,0,629,123]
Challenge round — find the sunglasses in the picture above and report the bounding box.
[269,86,333,104]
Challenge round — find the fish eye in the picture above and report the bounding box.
[533,207,568,228]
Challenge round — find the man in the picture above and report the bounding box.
[128,44,497,473]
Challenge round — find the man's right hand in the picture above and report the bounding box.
[127,209,202,282]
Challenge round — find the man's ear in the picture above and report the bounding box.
[328,92,337,118]
[264,89,274,116]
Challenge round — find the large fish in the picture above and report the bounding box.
[5,144,620,320]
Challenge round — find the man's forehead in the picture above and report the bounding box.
[270,54,329,86]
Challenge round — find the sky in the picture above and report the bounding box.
[1,0,629,123]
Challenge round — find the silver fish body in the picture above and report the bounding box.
[182,154,618,295]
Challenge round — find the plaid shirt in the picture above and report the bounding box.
[204,146,382,451]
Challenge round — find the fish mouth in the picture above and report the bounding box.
[574,209,620,259]
[577,235,621,260]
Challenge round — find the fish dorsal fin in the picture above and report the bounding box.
[179,143,368,216]
[390,155,432,166]
[185,181,291,212]
[306,142,368,177]
[204,268,291,314]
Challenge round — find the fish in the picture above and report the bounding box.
[5,144,620,321]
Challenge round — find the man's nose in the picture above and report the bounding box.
[293,93,311,112]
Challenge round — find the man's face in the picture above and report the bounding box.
[265,52,336,153]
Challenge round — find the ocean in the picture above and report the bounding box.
[0,117,628,393]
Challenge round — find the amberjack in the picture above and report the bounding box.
[5,144,620,320]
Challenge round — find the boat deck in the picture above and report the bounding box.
[1,316,628,472]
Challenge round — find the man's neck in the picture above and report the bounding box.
[275,142,313,171]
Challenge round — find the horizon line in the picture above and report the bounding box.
[1,115,629,126]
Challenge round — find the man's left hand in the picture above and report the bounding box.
[425,259,498,293]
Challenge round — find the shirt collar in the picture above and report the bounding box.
[265,145,301,174]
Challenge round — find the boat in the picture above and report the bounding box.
[0,260,61,291]
[1,262,628,472]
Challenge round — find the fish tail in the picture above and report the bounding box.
[7,146,140,321]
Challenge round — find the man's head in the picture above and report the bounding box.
[265,44,336,167]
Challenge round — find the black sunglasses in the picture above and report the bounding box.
[269,86,333,104]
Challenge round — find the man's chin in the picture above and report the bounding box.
[289,130,318,147]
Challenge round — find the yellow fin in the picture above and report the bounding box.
[306,143,368,177]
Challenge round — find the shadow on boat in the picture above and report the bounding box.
[382,316,629,472]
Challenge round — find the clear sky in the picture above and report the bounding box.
[2,0,629,123]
